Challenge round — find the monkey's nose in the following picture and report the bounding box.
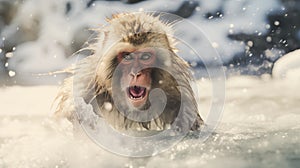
[130,71,141,79]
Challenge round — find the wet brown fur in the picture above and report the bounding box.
[55,13,204,131]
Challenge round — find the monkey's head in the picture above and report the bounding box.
[55,12,203,131]
[99,13,177,110]
[84,13,203,130]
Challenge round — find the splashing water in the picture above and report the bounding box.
[0,66,299,167]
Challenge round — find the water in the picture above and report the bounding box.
[0,74,299,168]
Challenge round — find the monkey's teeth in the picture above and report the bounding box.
[128,86,146,100]
[129,95,143,100]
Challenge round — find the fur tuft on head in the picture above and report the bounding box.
[106,13,176,49]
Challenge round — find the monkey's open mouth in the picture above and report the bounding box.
[127,86,147,100]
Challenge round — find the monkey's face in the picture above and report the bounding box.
[117,48,156,108]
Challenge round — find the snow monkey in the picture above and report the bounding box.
[55,13,203,132]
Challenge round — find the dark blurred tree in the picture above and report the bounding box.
[171,1,199,18]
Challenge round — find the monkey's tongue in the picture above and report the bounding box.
[128,86,146,99]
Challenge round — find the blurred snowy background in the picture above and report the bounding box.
[0,0,300,168]
[0,0,299,85]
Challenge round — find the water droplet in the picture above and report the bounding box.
[212,42,219,48]
[5,52,13,58]
[266,36,272,42]
[0,48,2,53]
[104,102,112,111]
[274,21,280,26]
[191,61,197,67]
[8,70,16,77]
[247,41,253,47]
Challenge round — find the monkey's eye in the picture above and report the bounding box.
[140,52,152,60]
[122,52,133,61]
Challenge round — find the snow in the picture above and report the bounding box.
[272,49,300,79]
